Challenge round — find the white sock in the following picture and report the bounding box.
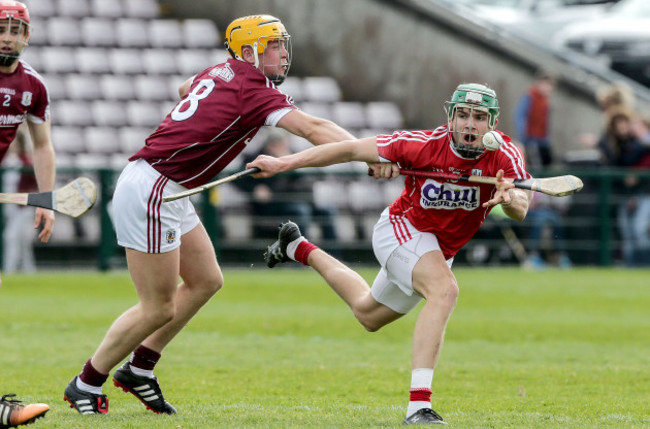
[128,358,155,379]
[285,236,306,260]
[76,377,103,395]
[406,368,434,417]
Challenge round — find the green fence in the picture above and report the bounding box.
[0,167,648,270]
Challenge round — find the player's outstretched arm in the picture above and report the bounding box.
[482,170,531,222]
[248,136,379,178]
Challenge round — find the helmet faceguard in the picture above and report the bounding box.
[225,14,291,85]
[0,1,30,67]
[445,83,499,159]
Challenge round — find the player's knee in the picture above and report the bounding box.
[146,302,176,328]
[419,277,459,313]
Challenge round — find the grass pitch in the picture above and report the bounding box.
[0,268,648,428]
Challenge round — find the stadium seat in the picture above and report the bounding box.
[365,101,404,130]
[52,125,86,153]
[108,49,144,74]
[134,75,172,101]
[21,46,42,70]
[212,49,230,65]
[89,0,123,18]
[55,0,90,18]
[47,17,83,46]
[23,0,55,18]
[40,47,77,73]
[166,75,186,100]
[312,180,348,209]
[91,100,128,127]
[118,126,149,154]
[123,0,160,19]
[115,19,149,48]
[84,126,120,154]
[331,101,367,129]
[100,74,135,101]
[75,152,109,169]
[75,47,110,74]
[149,20,184,49]
[56,100,94,126]
[80,17,116,47]
[40,73,67,100]
[302,76,342,102]
[279,77,304,103]
[64,74,102,100]
[142,49,178,75]
[126,101,164,128]
[297,101,333,122]
[110,153,131,169]
[25,18,47,46]
[176,49,216,76]
[182,19,220,48]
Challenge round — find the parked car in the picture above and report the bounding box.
[553,0,650,86]
[437,0,619,45]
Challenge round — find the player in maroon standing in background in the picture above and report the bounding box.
[0,1,54,427]
[64,14,396,415]
[249,84,532,425]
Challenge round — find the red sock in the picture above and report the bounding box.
[294,240,318,266]
[131,345,161,371]
[409,388,432,402]
[79,359,108,387]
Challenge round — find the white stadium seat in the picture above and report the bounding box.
[89,0,123,18]
[118,126,149,154]
[302,76,342,102]
[56,100,94,126]
[39,73,67,100]
[40,47,77,73]
[182,19,220,48]
[115,19,149,48]
[80,17,116,47]
[126,101,164,128]
[100,74,135,101]
[47,17,83,46]
[149,20,184,49]
[52,125,86,153]
[23,0,55,18]
[20,46,43,71]
[75,47,110,74]
[92,100,128,127]
[84,126,119,154]
[56,0,91,18]
[109,49,144,74]
[65,74,102,100]
[176,49,215,76]
[134,75,172,101]
[142,49,178,75]
[123,0,160,19]
[365,101,404,130]
[332,101,367,129]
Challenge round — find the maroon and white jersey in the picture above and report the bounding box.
[377,125,531,259]
[0,60,50,160]
[131,58,297,189]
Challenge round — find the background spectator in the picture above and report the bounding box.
[514,69,556,168]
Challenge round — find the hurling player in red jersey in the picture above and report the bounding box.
[64,14,395,415]
[250,83,532,425]
[0,2,54,426]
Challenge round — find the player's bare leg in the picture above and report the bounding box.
[140,223,223,351]
[305,249,403,331]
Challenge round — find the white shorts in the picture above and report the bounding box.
[370,208,453,314]
[112,159,201,253]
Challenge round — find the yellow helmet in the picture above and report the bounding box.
[224,14,291,84]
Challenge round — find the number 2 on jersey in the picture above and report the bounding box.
[171,79,215,121]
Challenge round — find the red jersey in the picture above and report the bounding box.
[377,126,530,259]
[0,60,50,160]
[131,58,297,188]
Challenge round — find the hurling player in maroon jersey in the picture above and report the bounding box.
[250,84,532,425]
[0,1,54,426]
[64,14,396,416]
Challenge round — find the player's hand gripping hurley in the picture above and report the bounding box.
[399,169,583,197]
[162,168,261,202]
[0,177,98,218]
